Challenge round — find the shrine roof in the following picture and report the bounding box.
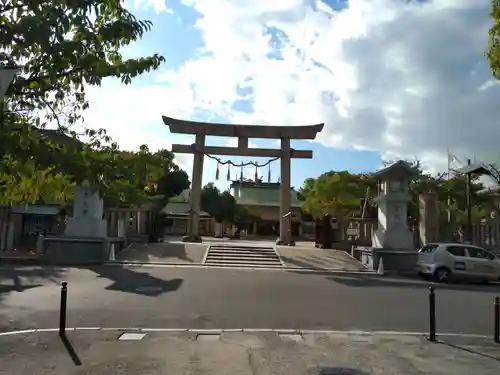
[162,116,324,140]
[11,204,62,216]
[230,182,302,207]
[373,160,415,178]
[162,202,211,217]
[455,163,492,176]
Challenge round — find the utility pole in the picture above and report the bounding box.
[465,159,472,244]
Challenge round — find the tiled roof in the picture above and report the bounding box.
[162,202,211,217]
[373,160,414,178]
[11,204,62,216]
[232,184,302,207]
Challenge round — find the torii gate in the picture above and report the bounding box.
[162,116,324,245]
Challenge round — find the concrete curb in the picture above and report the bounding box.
[0,327,492,339]
[102,261,377,274]
[201,245,211,264]
[273,246,287,267]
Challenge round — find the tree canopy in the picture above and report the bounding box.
[489,0,500,79]
[298,162,497,224]
[201,184,237,223]
[0,0,185,207]
[2,0,164,124]
[298,171,376,218]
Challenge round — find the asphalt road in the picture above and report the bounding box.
[1,265,499,335]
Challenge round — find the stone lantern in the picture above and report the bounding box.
[372,160,415,250]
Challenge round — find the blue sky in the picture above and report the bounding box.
[84,0,496,191]
[107,0,381,190]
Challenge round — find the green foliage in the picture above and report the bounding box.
[0,112,189,207]
[1,0,165,125]
[0,0,168,205]
[298,160,497,225]
[298,171,376,217]
[201,184,237,223]
[489,0,500,79]
[0,157,73,204]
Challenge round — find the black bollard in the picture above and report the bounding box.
[428,286,436,342]
[59,281,68,336]
[495,296,500,344]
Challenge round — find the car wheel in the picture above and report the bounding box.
[434,267,451,283]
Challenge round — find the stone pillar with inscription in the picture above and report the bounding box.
[372,161,415,250]
[64,181,107,238]
[419,189,440,246]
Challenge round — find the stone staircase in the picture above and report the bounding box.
[204,244,283,268]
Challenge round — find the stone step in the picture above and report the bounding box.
[205,245,282,267]
[205,258,282,265]
[209,250,277,257]
[203,261,283,268]
[206,256,281,263]
[209,246,275,252]
[208,250,277,255]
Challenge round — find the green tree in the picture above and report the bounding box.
[489,0,500,79]
[2,0,164,124]
[201,184,237,223]
[0,0,165,204]
[297,171,376,218]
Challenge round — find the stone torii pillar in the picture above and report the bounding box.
[279,137,291,245]
[162,116,324,244]
[185,134,205,242]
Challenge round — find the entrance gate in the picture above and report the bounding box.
[162,116,323,245]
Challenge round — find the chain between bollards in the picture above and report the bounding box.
[494,296,500,344]
[428,286,436,342]
[59,281,68,337]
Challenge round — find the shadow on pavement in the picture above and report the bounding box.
[61,334,82,366]
[439,340,500,362]
[326,274,500,292]
[0,266,65,303]
[118,242,194,263]
[319,368,369,375]
[86,266,183,296]
[281,254,362,270]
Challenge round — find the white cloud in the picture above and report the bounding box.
[153,0,498,175]
[125,0,172,14]
[79,0,499,187]
[77,82,196,172]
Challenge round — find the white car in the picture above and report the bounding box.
[416,243,500,283]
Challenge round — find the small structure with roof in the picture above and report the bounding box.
[230,180,303,236]
[372,160,415,250]
[162,189,213,235]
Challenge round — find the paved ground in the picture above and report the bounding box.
[116,237,361,270]
[1,266,500,336]
[116,242,208,264]
[1,330,499,374]
[277,246,365,270]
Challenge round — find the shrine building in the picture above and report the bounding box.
[162,181,311,237]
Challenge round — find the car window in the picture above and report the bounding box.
[419,244,438,253]
[445,246,466,257]
[467,247,495,260]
